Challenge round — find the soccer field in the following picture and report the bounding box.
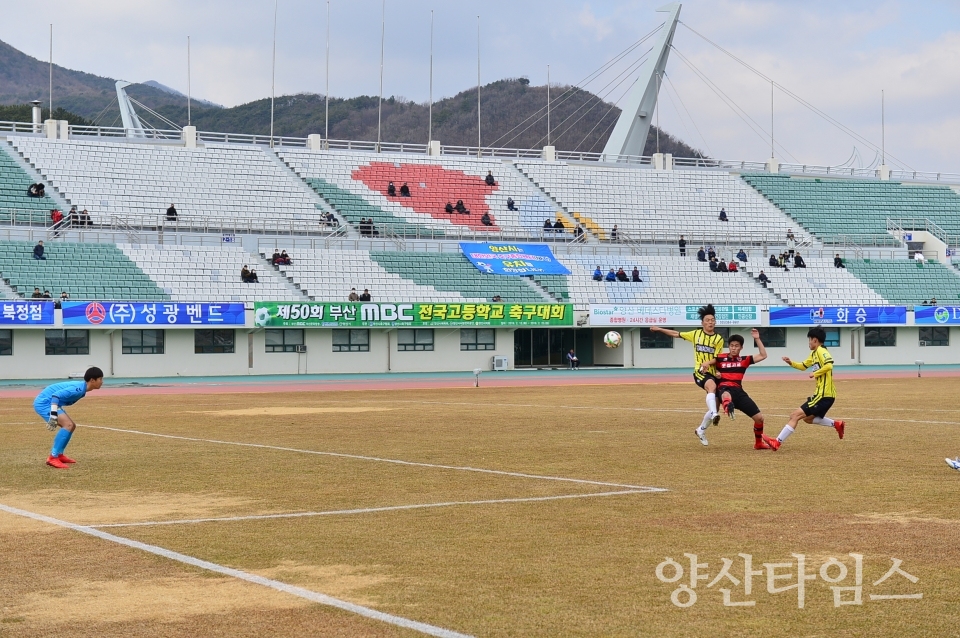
[1,377,958,637]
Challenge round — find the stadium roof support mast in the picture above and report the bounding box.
[377,0,385,153]
[477,15,481,158]
[601,2,681,160]
[269,0,278,148]
[49,25,53,116]
[115,81,146,138]
[325,0,330,148]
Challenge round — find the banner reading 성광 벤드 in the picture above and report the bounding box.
[459,242,571,276]
[254,301,573,327]
[589,304,760,327]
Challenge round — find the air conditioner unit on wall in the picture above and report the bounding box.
[492,356,508,371]
[295,345,307,353]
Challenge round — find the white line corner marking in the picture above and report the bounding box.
[0,503,473,638]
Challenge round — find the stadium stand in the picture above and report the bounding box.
[844,259,960,305]
[0,240,167,300]
[741,257,888,305]
[7,138,320,227]
[514,163,807,244]
[740,173,960,244]
[118,244,302,302]
[0,142,61,223]
[278,150,560,237]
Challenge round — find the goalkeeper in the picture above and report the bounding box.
[33,367,104,469]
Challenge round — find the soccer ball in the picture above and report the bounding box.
[254,306,272,327]
[604,331,622,348]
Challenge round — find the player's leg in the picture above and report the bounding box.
[773,405,809,450]
[732,390,769,449]
[693,375,714,446]
[807,399,843,438]
[703,377,722,426]
[48,411,77,468]
[720,388,735,419]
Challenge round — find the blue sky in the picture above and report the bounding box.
[4,1,960,172]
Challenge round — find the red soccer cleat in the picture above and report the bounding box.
[761,434,781,451]
[57,454,76,464]
[834,420,845,439]
[46,456,69,469]
[754,438,771,450]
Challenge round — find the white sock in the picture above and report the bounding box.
[812,417,834,427]
[699,411,712,430]
[706,393,717,416]
[777,425,794,442]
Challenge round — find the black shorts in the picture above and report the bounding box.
[717,384,760,417]
[801,397,835,418]
[693,372,719,389]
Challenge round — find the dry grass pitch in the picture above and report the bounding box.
[1,377,959,637]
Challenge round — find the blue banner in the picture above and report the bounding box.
[0,301,55,325]
[61,302,246,325]
[459,242,570,276]
[769,306,907,326]
[915,305,960,325]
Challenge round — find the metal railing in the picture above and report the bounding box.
[887,217,960,248]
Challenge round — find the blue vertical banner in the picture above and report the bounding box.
[61,302,246,325]
[0,301,55,325]
[769,306,907,326]
[459,242,570,275]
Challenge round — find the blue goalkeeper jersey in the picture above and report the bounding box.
[34,380,87,416]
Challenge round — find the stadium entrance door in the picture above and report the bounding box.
[513,329,594,368]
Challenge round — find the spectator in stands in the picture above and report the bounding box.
[271,250,282,265]
[323,212,339,227]
[707,247,716,261]
[769,253,779,268]
[593,266,603,281]
[50,208,64,235]
[55,292,68,309]
[718,208,728,222]
[166,204,178,221]
[778,253,790,270]
[68,206,79,226]
[718,259,729,273]
[250,269,260,283]
[728,259,739,273]
[455,200,470,214]
[543,219,553,233]
[359,289,372,301]
[793,252,807,268]
[400,182,411,197]
[758,270,770,287]
[80,209,92,227]
[709,257,719,272]
[786,229,796,242]
[737,248,748,263]
[632,266,642,282]
[553,218,565,233]
[241,266,251,282]
[679,235,686,256]
[491,295,503,302]
[279,250,292,265]
[786,229,796,251]
[31,288,42,298]
[42,290,52,298]
[931,297,938,305]
[446,202,455,214]
[605,268,617,282]
[610,224,619,242]
[349,288,359,301]
[574,224,584,240]
[914,251,926,263]
[485,171,496,186]
[481,212,493,226]
[834,254,845,268]
[28,183,45,197]
[60,291,69,301]
[697,247,707,262]
[33,240,46,260]
[506,197,517,211]
[567,349,580,370]
[616,267,629,282]
[387,182,397,196]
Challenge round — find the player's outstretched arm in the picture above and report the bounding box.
[650,326,681,338]
[751,328,768,363]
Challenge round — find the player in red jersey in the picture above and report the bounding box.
[713,329,778,450]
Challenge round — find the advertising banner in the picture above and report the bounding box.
[589,304,760,327]
[0,301,54,325]
[459,242,570,276]
[914,305,960,325]
[61,302,246,325]
[254,301,573,328]
[768,306,907,326]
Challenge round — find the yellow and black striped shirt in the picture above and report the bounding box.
[679,329,724,378]
[790,345,836,401]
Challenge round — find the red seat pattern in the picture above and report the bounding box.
[352,162,500,231]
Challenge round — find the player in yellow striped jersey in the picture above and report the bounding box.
[650,304,724,446]
[766,326,846,451]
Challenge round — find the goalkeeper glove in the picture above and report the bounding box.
[47,408,59,431]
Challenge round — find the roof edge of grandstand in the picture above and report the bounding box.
[3,119,959,187]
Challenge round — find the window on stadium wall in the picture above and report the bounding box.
[45,329,89,355]
[0,330,11,355]
[919,326,949,347]
[122,330,165,355]
[513,329,593,367]
[714,327,731,341]
[754,328,786,348]
[333,329,369,352]
[640,328,674,349]
[865,327,897,347]
[824,328,840,348]
[265,329,304,353]
[397,329,434,351]
[195,329,235,354]
[461,328,496,352]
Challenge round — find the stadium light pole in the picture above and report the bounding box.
[770,80,774,159]
[377,0,385,153]
[270,0,278,148]
[655,71,660,154]
[49,24,53,117]
[477,15,481,158]
[546,65,550,147]
[881,89,885,166]
[429,9,434,146]
[325,0,330,148]
[187,35,192,127]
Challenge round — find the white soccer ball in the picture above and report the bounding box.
[604,331,622,348]
[254,306,272,327]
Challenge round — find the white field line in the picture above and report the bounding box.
[90,489,646,529]
[82,425,668,492]
[0,503,474,638]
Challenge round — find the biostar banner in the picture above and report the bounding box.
[589,304,760,327]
